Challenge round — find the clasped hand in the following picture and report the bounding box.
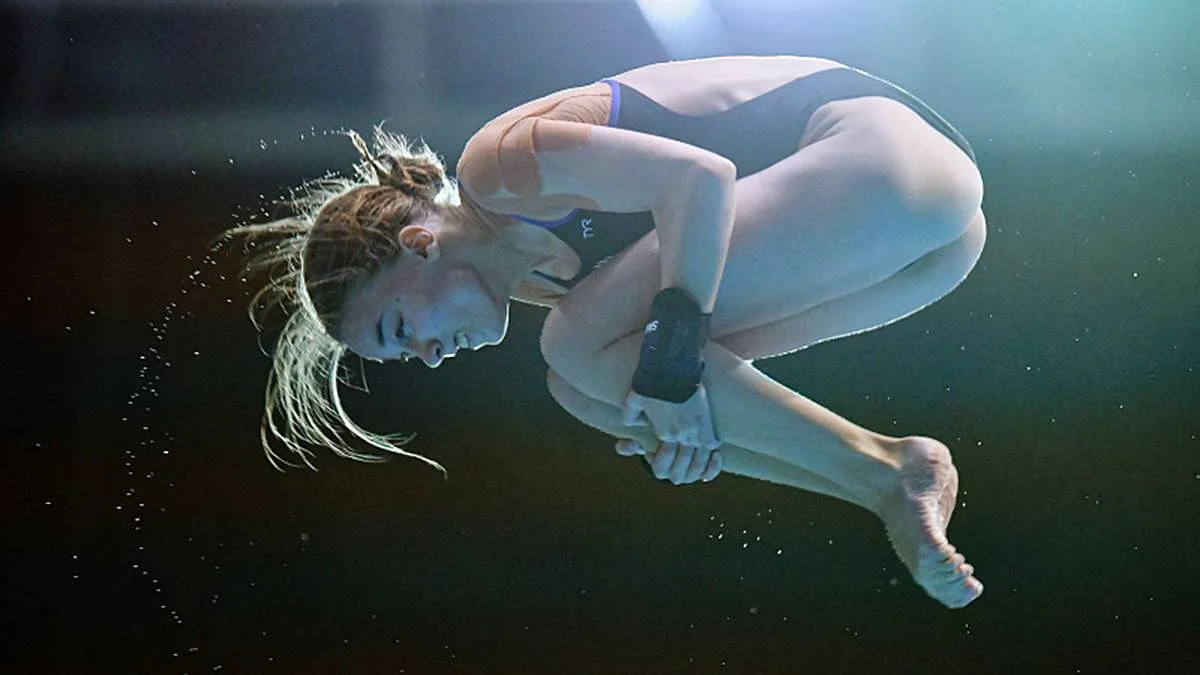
[622,382,720,450]
[615,437,723,485]
[620,383,722,484]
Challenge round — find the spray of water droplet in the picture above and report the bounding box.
[115,138,315,665]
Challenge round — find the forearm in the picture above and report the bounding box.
[652,162,736,313]
[546,367,859,501]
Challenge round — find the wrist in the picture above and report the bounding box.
[631,288,711,403]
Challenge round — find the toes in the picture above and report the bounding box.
[963,577,984,602]
[951,577,983,608]
[968,578,983,596]
[930,552,964,578]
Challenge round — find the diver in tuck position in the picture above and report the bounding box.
[232,56,987,608]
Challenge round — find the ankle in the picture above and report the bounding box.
[854,434,909,517]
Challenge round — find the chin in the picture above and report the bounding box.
[491,297,511,340]
[489,314,510,346]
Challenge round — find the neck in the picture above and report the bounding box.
[446,196,558,297]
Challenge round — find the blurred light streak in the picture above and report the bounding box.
[635,0,732,60]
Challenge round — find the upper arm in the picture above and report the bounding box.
[457,116,735,216]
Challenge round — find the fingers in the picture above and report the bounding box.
[701,450,723,482]
[614,439,645,457]
[645,442,721,485]
[648,442,678,479]
[684,444,710,483]
[617,428,723,485]
[667,443,698,485]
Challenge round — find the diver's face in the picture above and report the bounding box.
[338,233,508,367]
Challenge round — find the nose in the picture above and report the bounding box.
[414,336,455,367]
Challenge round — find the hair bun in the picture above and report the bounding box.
[380,156,445,201]
[347,128,446,201]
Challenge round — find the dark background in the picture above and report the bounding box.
[5,1,1198,673]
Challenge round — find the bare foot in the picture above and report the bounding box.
[879,436,983,609]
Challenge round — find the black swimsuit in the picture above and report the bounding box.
[526,66,977,291]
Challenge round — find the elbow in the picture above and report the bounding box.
[696,155,736,187]
[664,156,735,212]
[651,156,736,224]
[716,156,737,183]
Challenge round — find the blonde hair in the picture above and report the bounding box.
[223,125,463,474]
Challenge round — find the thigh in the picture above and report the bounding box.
[542,97,983,370]
[720,209,987,361]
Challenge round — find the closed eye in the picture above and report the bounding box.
[377,312,407,343]
[378,312,412,362]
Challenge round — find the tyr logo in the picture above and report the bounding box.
[580,218,595,239]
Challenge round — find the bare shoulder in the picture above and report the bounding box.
[457,81,613,216]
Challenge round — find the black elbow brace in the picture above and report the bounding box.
[631,288,711,403]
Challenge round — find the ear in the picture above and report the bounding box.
[397,224,440,261]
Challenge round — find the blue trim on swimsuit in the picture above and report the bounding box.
[514,210,577,228]
[603,78,622,126]
[513,79,622,229]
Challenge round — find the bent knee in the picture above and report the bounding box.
[545,365,626,433]
[545,367,573,411]
[910,209,986,295]
[540,306,614,383]
[839,118,984,244]
[955,209,987,273]
[539,308,574,374]
[891,149,982,242]
[908,163,984,241]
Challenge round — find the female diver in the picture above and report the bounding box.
[234,56,987,608]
